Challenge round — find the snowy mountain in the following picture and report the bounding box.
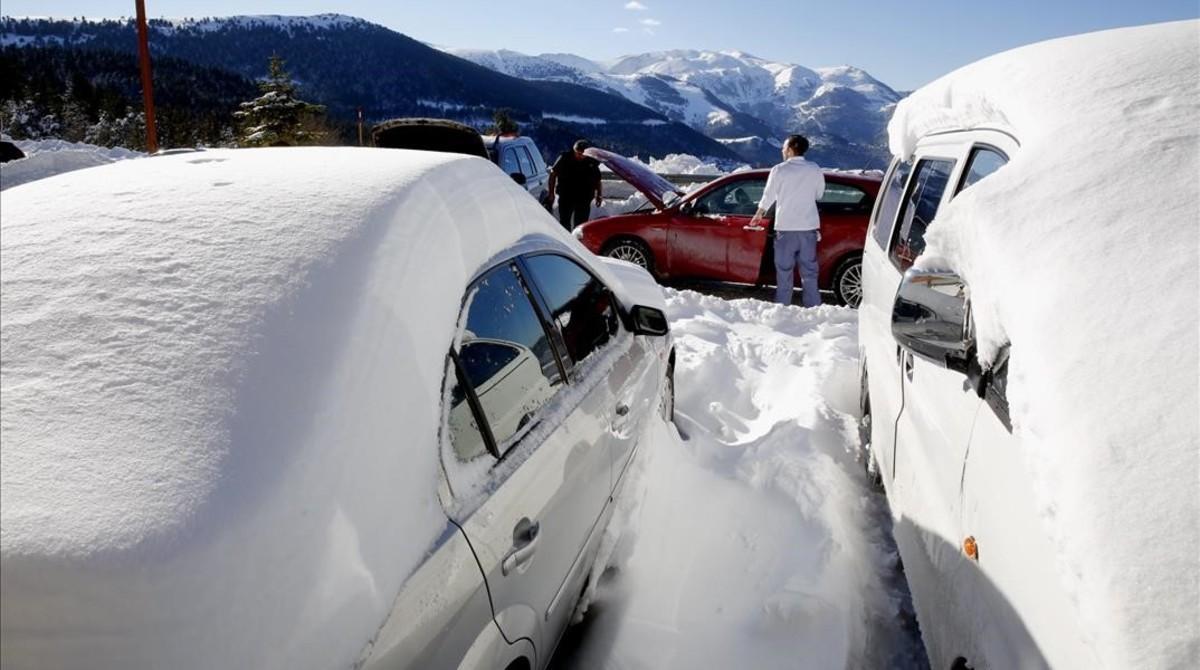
[0,15,744,163]
[448,48,902,168]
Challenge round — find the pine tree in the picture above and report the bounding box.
[234,55,328,147]
[487,108,519,135]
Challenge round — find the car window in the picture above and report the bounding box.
[957,146,1008,193]
[819,182,867,205]
[499,147,521,176]
[527,145,548,175]
[516,147,537,178]
[522,254,620,367]
[447,263,564,460]
[889,158,955,271]
[870,158,912,249]
[693,178,766,217]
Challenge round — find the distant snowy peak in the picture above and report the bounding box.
[445,48,586,82]
[537,52,605,74]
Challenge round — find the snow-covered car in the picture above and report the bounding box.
[858,22,1198,669]
[0,147,675,670]
[372,117,550,202]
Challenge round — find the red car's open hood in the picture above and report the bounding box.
[584,147,685,211]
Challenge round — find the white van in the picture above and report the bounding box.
[857,21,1198,670]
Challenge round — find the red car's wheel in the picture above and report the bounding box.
[603,238,655,276]
[832,254,864,308]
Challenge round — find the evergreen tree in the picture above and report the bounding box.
[487,108,519,135]
[234,55,329,147]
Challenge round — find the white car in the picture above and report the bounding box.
[858,22,1198,670]
[0,147,674,669]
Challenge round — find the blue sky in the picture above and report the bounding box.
[3,1,1196,89]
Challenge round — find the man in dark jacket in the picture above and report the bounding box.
[547,140,602,231]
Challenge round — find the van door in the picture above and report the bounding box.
[958,354,1097,668]
[859,157,912,482]
[443,260,613,658]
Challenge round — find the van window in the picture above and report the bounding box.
[523,254,620,367]
[889,158,956,271]
[870,159,912,249]
[499,148,521,176]
[447,263,563,459]
[527,146,548,175]
[957,147,1008,193]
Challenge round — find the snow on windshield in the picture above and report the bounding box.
[892,20,1199,668]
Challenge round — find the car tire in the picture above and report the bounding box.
[603,238,655,276]
[660,366,675,423]
[832,254,864,308]
[860,385,883,491]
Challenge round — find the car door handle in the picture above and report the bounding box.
[743,224,765,231]
[615,403,631,417]
[502,518,540,576]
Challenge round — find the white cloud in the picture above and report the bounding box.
[613,27,630,33]
[624,1,648,10]
[639,18,661,26]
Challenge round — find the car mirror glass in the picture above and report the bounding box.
[891,269,971,372]
[629,305,669,336]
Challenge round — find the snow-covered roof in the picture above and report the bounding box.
[0,147,580,668]
[892,21,1199,667]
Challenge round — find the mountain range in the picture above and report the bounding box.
[0,14,900,168]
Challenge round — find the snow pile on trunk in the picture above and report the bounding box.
[0,147,576,669]
[0,138,143,191]
[556,290,923,669]
[892,20,1199,667]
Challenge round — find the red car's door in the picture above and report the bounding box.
[705,176,772,283]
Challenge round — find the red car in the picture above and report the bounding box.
[575,148,880,306]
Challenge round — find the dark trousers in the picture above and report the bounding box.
[558,197,592,231]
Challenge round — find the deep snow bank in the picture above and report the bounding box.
[891,21,1199,668]
[557,290,923,669]
[0,138,142,191]
[0,147,577,669]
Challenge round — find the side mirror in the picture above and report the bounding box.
[891,269,971,372]
[629,305,669,336]
[510,172,527,186]
[679,200,695,215]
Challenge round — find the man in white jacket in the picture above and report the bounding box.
[749,135,825,307]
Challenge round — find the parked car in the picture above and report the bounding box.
[573,147,881,306]
[372,117,550,202]
[0,147,673,670]
[858,22,1197,670]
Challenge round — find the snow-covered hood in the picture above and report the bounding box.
[892,21,1199,667]
[584,146,684,210]
[0,147,582,669]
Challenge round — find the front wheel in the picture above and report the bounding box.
[659,367,675,422]
[832,254,864,308]
[604,238,655,276]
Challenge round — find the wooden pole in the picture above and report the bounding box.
[135,0,158,153]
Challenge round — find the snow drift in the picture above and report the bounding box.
[556,291,924,669]
[0,138,143,191]
[891,20,1199,668]
[0,147,588,669]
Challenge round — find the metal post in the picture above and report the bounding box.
[357,107,364,147]
[135,0,158,153]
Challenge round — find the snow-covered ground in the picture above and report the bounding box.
[0,138,143,191]
[554,289,926,669]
